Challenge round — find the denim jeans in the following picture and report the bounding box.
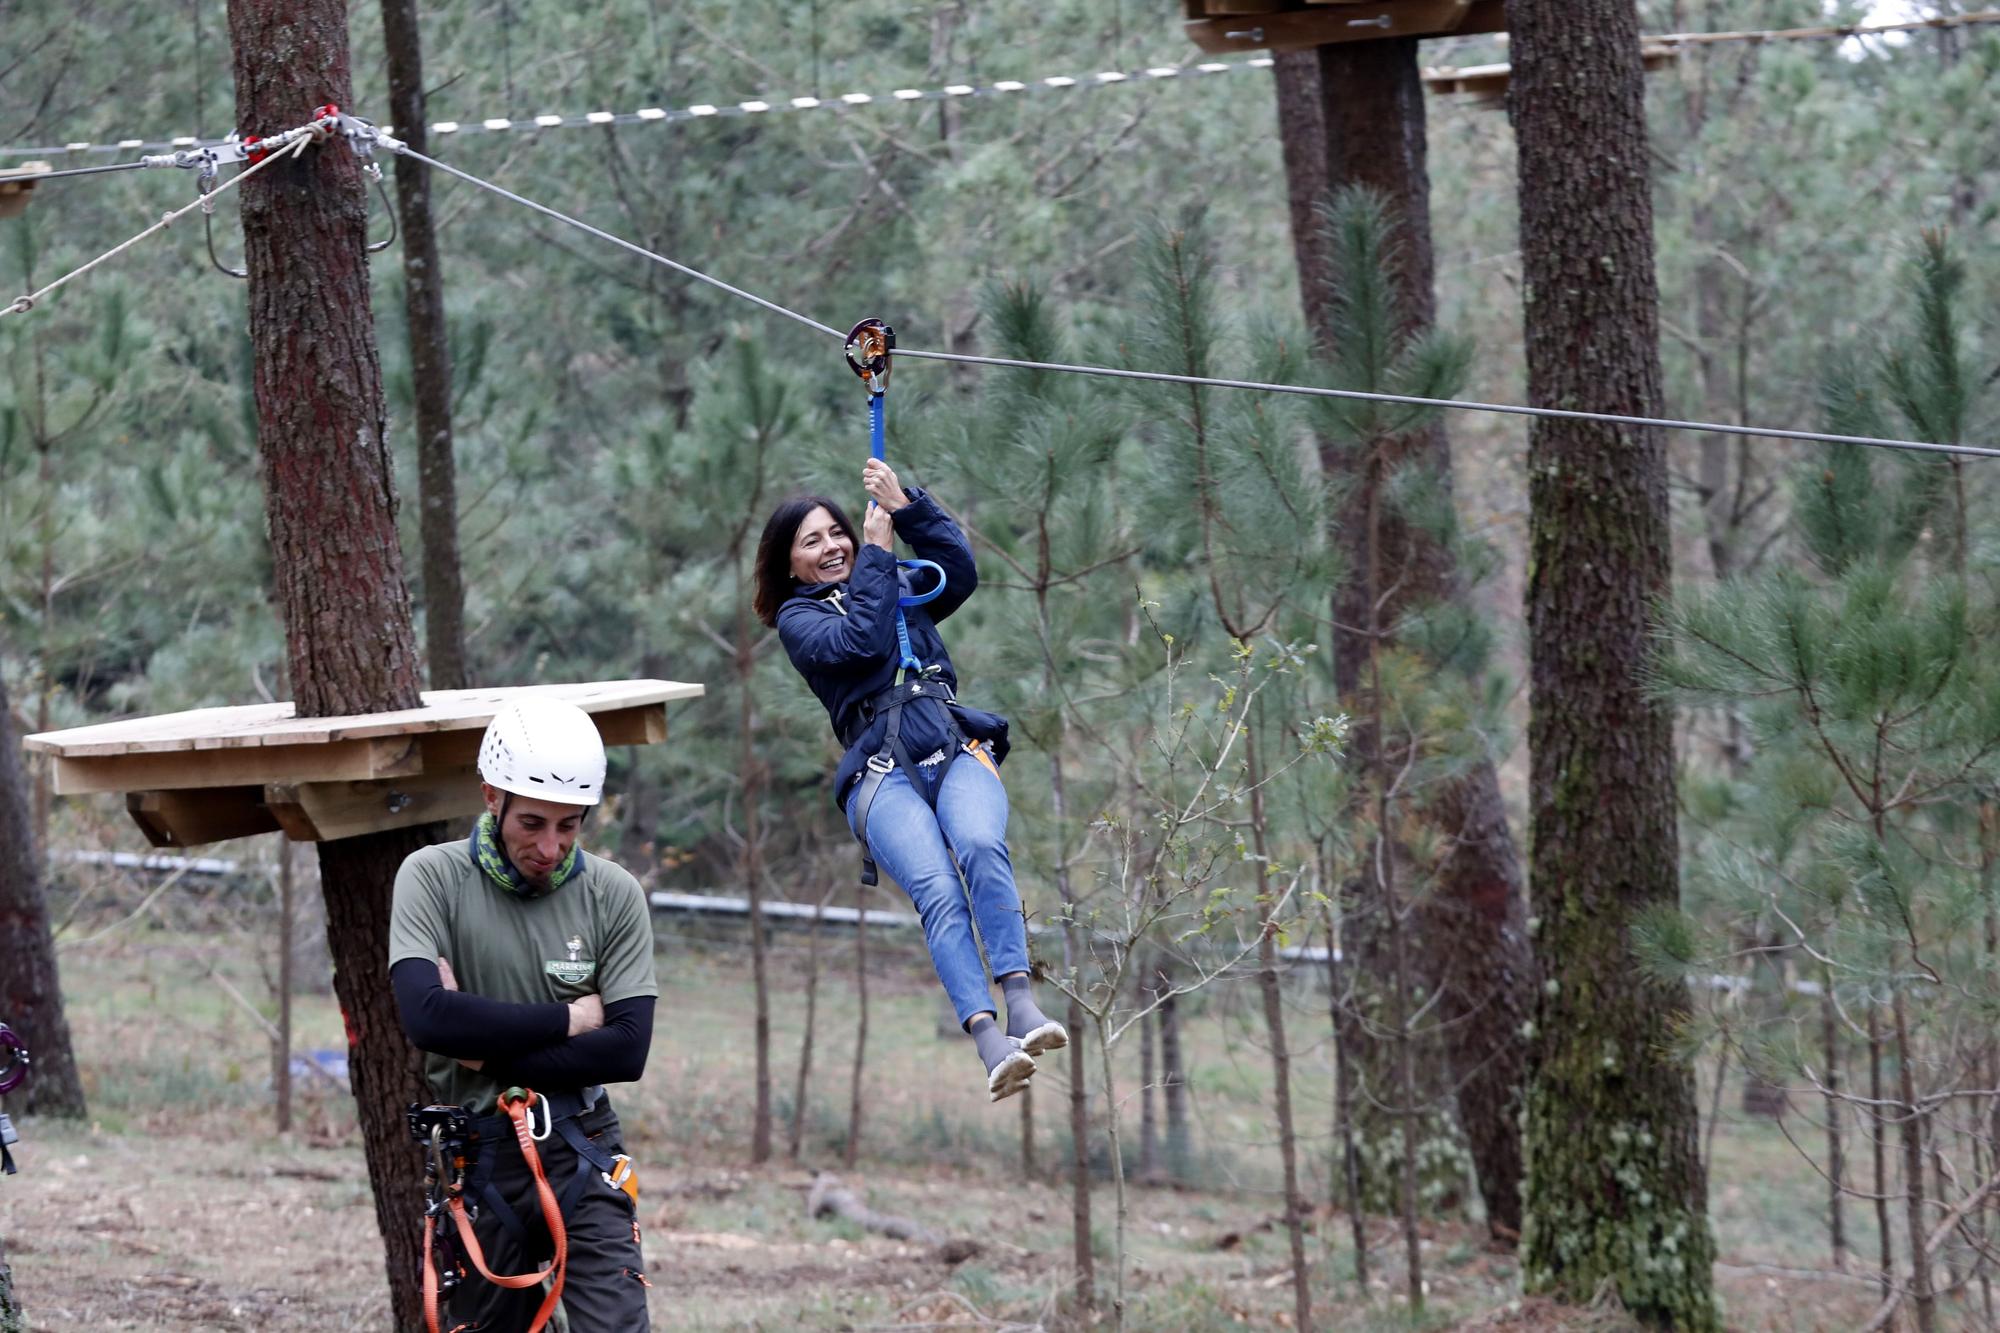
[847,751,1032,1027]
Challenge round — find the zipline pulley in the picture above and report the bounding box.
[845,316,944,613]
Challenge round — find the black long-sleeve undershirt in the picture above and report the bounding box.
[484,995,654,1088]
[390,958,654,1088]
[392,957,569,1059]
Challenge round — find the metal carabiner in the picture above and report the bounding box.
[844,317,894,395]
[197,161,250,281]
[364,164,399,256]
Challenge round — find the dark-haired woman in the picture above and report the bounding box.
[754,458,1064,1101]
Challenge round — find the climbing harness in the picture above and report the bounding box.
[840,318,984,885]
[410,1085,640,1332]
[0,1023,28,1176]
[410,1088,569,1333]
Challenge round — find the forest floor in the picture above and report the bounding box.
[0,910,1950,1330]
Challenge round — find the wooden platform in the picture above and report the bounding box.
[23,679,705,847]
[1185,0,1507,55]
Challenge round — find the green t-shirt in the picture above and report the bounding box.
[389,839,659,1113]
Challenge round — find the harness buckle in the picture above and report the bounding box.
[867,753,895,774]
[602,1153,640,1205]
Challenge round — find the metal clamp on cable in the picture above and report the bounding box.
[845,317,894,396]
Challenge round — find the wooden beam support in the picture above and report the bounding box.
[126,788,282,848]
[264,768,485,844]
[1187,0,1503,54]
[55,734,424,797]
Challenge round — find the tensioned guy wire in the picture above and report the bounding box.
[366,132,1999,462]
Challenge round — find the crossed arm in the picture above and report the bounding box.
[391,956,655,1087]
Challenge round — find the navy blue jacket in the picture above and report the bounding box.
[776,487,1010,809]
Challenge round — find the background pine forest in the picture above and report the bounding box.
[2,1,1999,1329]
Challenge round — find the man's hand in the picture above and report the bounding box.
[862,458,911,512]
[568,993,605,1038]
[863,502,895,553]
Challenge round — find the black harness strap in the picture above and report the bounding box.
[847,675,968,886]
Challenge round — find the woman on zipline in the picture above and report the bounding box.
[754,458,1064,1100]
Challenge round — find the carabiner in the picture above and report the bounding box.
[845,317,894,395]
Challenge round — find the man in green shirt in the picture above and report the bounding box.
[391,696,658,1332]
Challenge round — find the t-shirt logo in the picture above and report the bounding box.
[545,934,596,985]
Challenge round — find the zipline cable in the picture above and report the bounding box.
[891,349,2000,461]
[366,130,2000,463]
[0,127,317,320]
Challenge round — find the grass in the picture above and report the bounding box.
[10,892,1973,1329]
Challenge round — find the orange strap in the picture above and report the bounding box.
[965,739,1001,780]
[422,1089,570,1333]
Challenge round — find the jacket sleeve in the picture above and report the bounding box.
[777,545,902,668]
[891,487,978,623]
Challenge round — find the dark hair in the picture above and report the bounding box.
[754,494,859,627]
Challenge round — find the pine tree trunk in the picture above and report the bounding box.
[845,885,868,1168]
[1048,746,1096,1311]
[0,660,83,1118]
[1020,1081,1036,1179]
[0,1234,18,1333]
[227,5,441,1322]
[1893,985,1937,1332]
[275,837,295,1135]
[379,0,467,691]
[1247,730,1313,1333]
[1272,40,1532,1242]
[1870,1006,1895,1304]
[737,618,773,1165]
[1156,963,1190,1183]
[1508,0,1718,1323]
[790,890,825,1161]
[1821,974,1847,1270]
[1324,899,1369,1290]
[1138,1003,1159,1184]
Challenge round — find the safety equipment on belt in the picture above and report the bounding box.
[411,1085,638,1332]
[477,698,607,806]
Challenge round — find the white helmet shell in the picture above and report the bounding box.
[477,697,607,806]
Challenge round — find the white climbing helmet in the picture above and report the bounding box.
[477,697,607,806]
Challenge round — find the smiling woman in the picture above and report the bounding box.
[752,461,1064,1107]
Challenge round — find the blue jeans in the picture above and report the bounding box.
[847,751,1032,1027]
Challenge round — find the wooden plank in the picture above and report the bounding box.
[53,735,423,796]
[126,788,281,848]
[1423,43,1677,99]
[418,701,669,771]
[265,768,486,844]
[1187,0,1500,53]
[24,679,704,759]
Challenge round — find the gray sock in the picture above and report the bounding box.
[1002,974,1053,1042]
[969,1016,1016,1074]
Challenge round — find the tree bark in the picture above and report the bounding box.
[0,658,84,1118]
[227,4,442,1323]
[1508,0,1718,1325]
[379,0,468,691]
[1271,40,1533,1242]
[1820,973,1847,1270]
